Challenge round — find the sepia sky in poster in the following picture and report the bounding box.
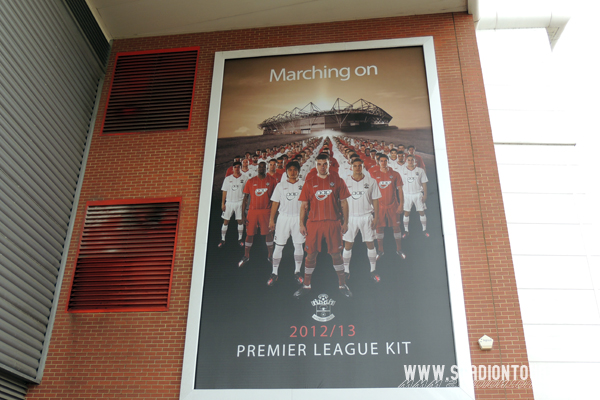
[217,47,432,137]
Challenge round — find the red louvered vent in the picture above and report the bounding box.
[68,199,181,312]
[101,48,198,134]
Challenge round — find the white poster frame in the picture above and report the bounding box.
[180,36,475,400]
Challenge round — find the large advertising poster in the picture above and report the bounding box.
[181,38,474,400]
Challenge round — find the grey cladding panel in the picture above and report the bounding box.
[0,0,105,387]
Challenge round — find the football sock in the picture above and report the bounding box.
[221,224,227,241]
[342,249,352,273]
[393,231,402,252]
[420,215,427,231]
[244,236,253,258]
[293,243,304,273]
[334,264,345,285]
[272,245,284,274]
[304,260,315,287]
[376,232,384,251]
[237,224,244,240]
[367,248,377,272]
[403,216,410,232]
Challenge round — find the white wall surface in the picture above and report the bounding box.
[477,1,600,397]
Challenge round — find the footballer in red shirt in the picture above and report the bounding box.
[239,162,278,267]
[296,153,352,299]
[267,159,283,183]
[370,154,406,260]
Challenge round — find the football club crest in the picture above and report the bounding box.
[330,181,335,187]
[364,183,369,189]
[311,294,336,322]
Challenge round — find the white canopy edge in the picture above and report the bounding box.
[469,0,570,48]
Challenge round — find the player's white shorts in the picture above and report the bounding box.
[274,214,305,245]
[343,214,375,242]
[404,193,425,212]
[222,201,243,220]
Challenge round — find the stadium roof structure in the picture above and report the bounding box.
[258,98,393,134]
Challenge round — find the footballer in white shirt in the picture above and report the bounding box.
[219,162,247,248]
[399,154,429,237]
[267,161,305,286]
[342,158,382,282]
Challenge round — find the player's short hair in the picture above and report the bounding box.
[352,158,364,164]
[350,153,360,159]
[316,153,330,161]
[234,155,242,160]
[268,159,277,164]
[406,154,415,160]
[286,161,301,171]
[407,145,415,150]
[390,148,398,153]
[232,161,242,167]
[258,161,267,166]
[379,154,389,160]
[277,156,284,161]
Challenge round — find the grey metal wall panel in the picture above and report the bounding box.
[0,0,105,386]
[0,370,27,400]
[64,0,110,66]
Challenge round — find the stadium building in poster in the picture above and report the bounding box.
[0,1,587,400]
[258,99,393,135]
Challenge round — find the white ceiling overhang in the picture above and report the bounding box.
[87,0,569,47]
[472,0,570,48]
[86,0,468,40]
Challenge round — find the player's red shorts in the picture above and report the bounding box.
[377,205,400,228]
[246,209,270,236]
[305,220,343,254]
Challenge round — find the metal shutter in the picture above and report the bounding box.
[101,48,199,134]
[0,370,27,400]
[0,0,105,385]
[68,200,181,312]
[64,0,111,65]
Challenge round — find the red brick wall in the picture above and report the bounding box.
[27,12,532,399]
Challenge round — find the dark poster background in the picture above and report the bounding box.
[195,47,457,389]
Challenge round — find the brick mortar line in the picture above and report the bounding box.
[452,13,506,399]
